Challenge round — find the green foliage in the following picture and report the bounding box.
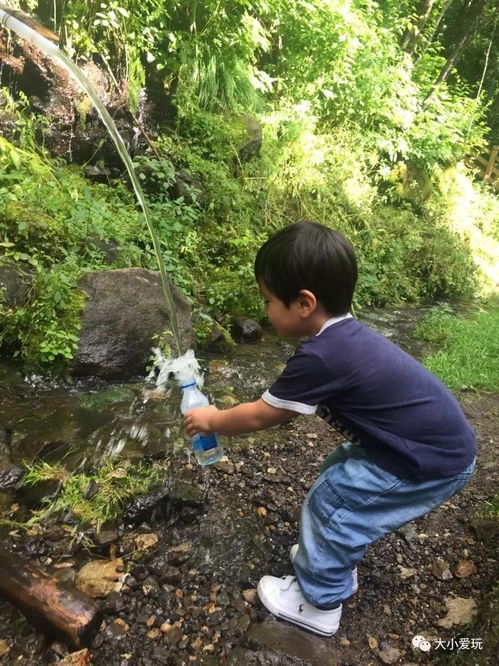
[2,1,498,368]
[22,458,165,530]
[414,302,499,392]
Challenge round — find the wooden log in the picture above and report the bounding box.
[0,546,102,648]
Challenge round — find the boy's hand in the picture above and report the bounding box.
[184,406,219,436]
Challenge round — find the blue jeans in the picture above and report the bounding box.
[293,442,476,608]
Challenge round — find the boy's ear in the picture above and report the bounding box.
[296,289,317,316]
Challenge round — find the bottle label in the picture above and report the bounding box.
[197,433,218,451]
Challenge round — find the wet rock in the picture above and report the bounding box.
[122,479,202,526]
[142,576,160,597]
[134,533,159,552]
[72,268,194,379]
[231,317,263,343]
[76,558,125,598]
[226,647,304,665]
[82,479,99,500]
[436,596,477,628]
[246,618,341,665]
[147,555,183,585]
[95,525,119,547]
[52,567,77,585]
[17,477,62,508]
[102,591,126,615]
[0,467,24,491]
[167,541,193,566]
[432,558,453,580]
[0,425,23,490]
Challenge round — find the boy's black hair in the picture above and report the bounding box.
[254,221,357,315]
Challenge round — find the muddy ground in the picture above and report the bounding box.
[0,393,497,666]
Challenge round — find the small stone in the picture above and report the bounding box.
[147,628,160,639]
[368,636,378,649]
[134,533,159,551]
[398,566,417,580]
[114,618,128,632]
[142,576,160,597]
[202,643,215,652]
[378,647,403,664]
[383,605,392,615]
[76,559,125,598]
[60,649,92,665]
[242,589,257,604]
[0,640,10,658]
[256,507,267,517]
[237,614,251,633]
[191,636,203,650]
[432,558,453,581]
[339,637,350,646]
[453,560,477,579]
[305,433,318,439]
[161,621,184,645]
[214,461,234,474]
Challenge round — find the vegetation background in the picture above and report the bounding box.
[0,0,498,368]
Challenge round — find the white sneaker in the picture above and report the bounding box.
[257,575,342,636]
[289,544,358,594]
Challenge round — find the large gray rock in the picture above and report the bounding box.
[72,268,193,379]
[0,262,34,308]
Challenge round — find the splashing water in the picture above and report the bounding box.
[147,348,204,390]
[0,6,182,355]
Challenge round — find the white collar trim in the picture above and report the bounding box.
[316,313,353,336]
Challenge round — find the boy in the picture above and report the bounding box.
[184,221,476,637]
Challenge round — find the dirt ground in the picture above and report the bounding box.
[0,392,497,666]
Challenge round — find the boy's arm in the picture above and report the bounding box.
[184,399,296,437]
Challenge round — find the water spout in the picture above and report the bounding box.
[0,5,182,355]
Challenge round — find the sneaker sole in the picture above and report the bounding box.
[257,579,339,637]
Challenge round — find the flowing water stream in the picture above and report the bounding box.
[0,307,433,479]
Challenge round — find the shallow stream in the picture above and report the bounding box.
[0,306,432,475]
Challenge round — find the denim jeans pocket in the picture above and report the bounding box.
[308,477,348,524]
[309,458,405,522]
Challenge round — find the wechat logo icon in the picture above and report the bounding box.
[412,635,432,652]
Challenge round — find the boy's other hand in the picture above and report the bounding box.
[184,406,219,436]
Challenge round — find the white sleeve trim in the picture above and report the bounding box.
[262,390,318,415]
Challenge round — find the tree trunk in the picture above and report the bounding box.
[401,0,436,55]
[425,0,489,99]
[415,0,456,64]
[0,547,102,648]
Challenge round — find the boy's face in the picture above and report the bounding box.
[258,280,309,338]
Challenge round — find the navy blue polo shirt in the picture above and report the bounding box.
[262,316,476,481]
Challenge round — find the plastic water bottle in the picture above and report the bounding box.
[180,378,224,466]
